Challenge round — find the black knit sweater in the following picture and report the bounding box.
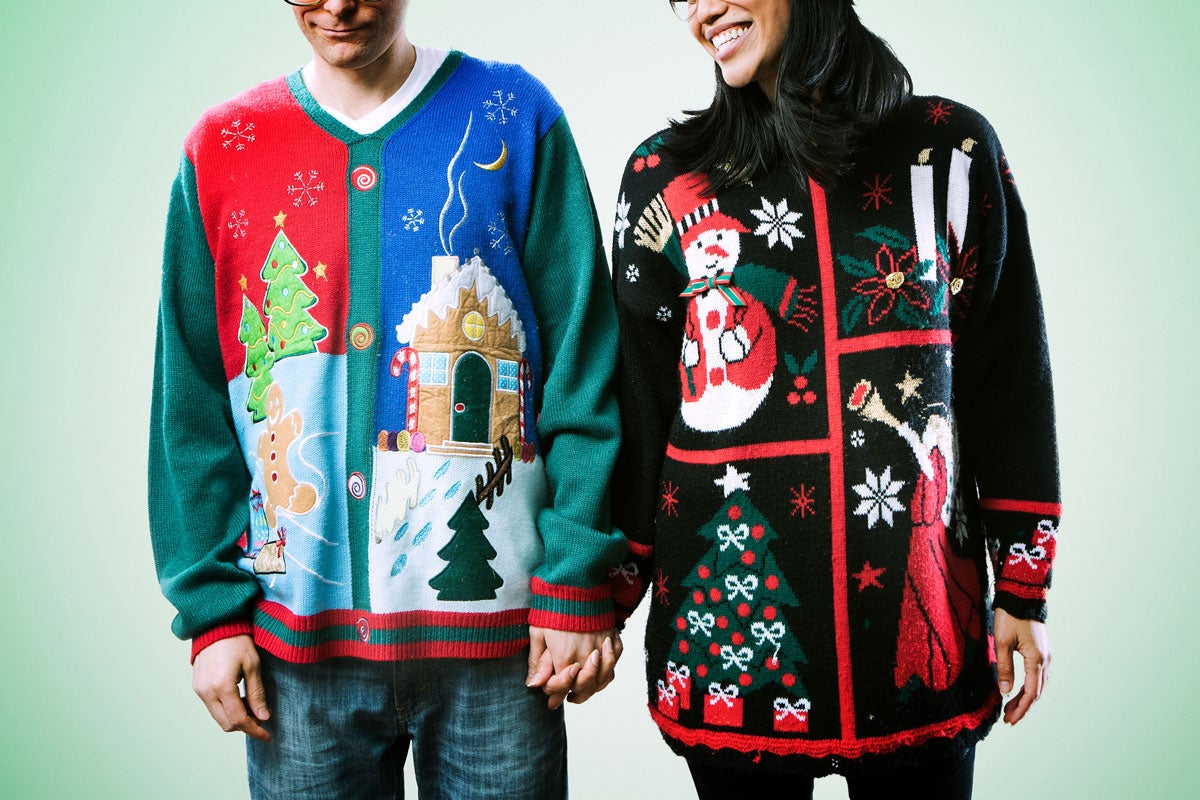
[607,96,1060,774]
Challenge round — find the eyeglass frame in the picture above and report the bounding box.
[284,0,384,7]
[668,0,698,22]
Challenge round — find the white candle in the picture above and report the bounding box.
[910,148,937,282]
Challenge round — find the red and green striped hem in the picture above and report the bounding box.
[529,578,615,631]
[251,601,530,663]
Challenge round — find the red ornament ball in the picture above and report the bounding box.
[679,640,690,654]
[782,674,796,687]
[737,603,751,618]
[766,575,779,591]
[728,505,743,521]
[709,588,722,603]
[717,616,729,629]
[751,525,765,540]
[738,673,753,687]
[693,591,705,605]
[764,606,778,621]
[696,664,708,677]
[741,551,756,565]
[731,632,745,646]
[676,617,687,631]
[709,642,721,656]
[766,657,780,671]
[698,565,711,579]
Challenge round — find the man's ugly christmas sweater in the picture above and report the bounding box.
[149,52,625,663]
[608,97,1060,772]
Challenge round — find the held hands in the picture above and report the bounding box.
[192,634,271,741]
[993,608,1051,725]
[526,626,622,710]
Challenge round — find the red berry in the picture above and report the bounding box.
[788,392,802,406]
[741,551,756,565]
[803,391,817,405]
[794,376,808,389]
[633,157,645,172]
[646,153,661,168]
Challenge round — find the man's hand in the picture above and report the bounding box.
[192,634,271,741]
[994,608,1051,726]
[525,626,622,709]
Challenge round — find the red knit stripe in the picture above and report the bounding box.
[979,498,1062,516]
[666,438,831,465]
[529,578,613,602]
[528,609,616,631]
[253,626,527,664]
[190,620,254,663]
[648,691,1000,758]
[627,540,654,558]
[811,178,857,742]
[835,329,952,354]
[257,600,529,631]
[995,579,1049,600]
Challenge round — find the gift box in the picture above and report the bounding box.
[772,697,810,733]
[703,684,743,728]
[656,679,679,721]
[666,662,692,711]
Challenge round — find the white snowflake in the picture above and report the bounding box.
[850,429,865,448]
[852,466,906,529]
[286,170,325,207]
[220,119,255,151]
[614,193,632,250]
[403,208,425,232]
[657,306,673,322]
[625,264,640,283]
[487,213,514,254]
[750,197,805,249]
[227,209,249,239]
[483,90,518,125]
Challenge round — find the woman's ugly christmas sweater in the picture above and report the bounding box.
[149,52,625,663]
[609,97,1060,772]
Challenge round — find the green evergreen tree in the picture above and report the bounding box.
[675,489,808,695]
[260,230,327,361]
[429,494,504,601]
[238,296,274,423]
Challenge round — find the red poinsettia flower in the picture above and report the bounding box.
[938,226,979,320]
[851,244,931,325]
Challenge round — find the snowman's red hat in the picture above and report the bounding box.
[662,173,748,250]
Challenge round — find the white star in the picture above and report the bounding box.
[714,464,751,498]
[896,370,923,404]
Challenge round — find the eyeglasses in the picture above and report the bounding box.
[284,0,383,7]
[668,0,698,22]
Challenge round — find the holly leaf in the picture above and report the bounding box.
[837,254,877,278]
[856,226,912,250]
[801,350,819,375]
[895,300,930,328]
[841,294,869,333]
[784,353,800,375]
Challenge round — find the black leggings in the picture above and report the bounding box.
[687,745,975,800]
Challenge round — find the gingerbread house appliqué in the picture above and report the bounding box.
[390,255,531,458]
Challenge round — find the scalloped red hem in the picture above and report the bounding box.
[648,692,1001,759]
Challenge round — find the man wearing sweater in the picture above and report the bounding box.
[149,1,623,796]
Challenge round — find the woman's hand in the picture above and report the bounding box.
[993,608,1051,725]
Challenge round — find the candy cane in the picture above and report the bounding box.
[389,347,421,432]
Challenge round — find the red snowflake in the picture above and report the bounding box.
[861,174,894,211]
[850,243,931,325]
[926,99,955,126]
[789,485,816,518]
[660,480,680,517]
[654,568,671,605]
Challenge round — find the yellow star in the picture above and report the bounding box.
[238,274,248,292]
[273,210,287,228]
[314,262,328,279]
[896,370,923,404]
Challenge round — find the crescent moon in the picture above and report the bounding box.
[474,140,508,171]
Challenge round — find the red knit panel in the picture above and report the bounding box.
[529,577,613,602]
[190,620,254,663]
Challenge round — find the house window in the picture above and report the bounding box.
[420,353,449,385]
[462,311,486,341]
[497,360,519,393]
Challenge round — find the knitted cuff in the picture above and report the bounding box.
[528,578,615,632]
[190,620,255,664]
[992,591,1048,623]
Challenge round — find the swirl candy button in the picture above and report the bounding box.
[349,323,374,350]
[348,471,367,500]
[351,165,377,191]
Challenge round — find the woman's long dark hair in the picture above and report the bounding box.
[668,0,912,190]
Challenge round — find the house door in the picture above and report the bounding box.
[451,352,492,444]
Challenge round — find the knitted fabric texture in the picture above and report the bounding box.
[150,52,625,664]
[608,96,1060,773]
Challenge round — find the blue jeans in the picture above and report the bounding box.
[247,650,566,800]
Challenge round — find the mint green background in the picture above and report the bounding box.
[0,1,1194,798]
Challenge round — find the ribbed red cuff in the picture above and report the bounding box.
[190,621,254,664]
